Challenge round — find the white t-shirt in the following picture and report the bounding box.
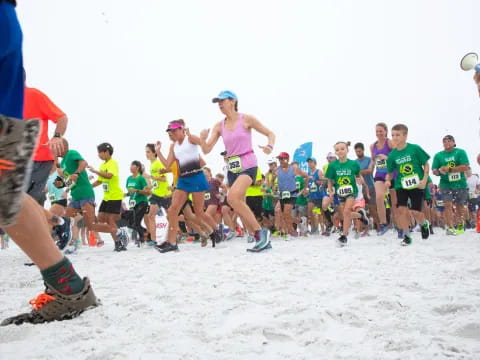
[467,175,480,198]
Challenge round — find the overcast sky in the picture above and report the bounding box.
[17,0,480,189]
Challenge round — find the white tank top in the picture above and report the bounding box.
[173,139,202,177]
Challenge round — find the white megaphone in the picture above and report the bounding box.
[460,52,480,72]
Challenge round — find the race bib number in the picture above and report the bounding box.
[48,193,56,202]
[296,181,301,190]
[436,200,444,207]
[310,183,318,192]
[102,183,109,192]
[152,181,158,189]
[401,174,420,190]
[337,185,353,197]
[376,158,387,169]
[204,192,211,201]
[448,172,461,182]
[129,199,136,208]
[228,156,243,174]
[281,191,291,199]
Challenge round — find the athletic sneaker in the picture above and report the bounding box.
[357,209,369,225]
[1,277,99,326]
[455,223,465,235]
[336,235,348,246]
[225,231,236,241]
[246,241,272,252]
[247,229,271,252]
[156,242,179,253]
[429,225,434,235]
[114,241,127,252]
[146,240,157,246]
[421,220,430,239]
[117,228,129,247]
[377,224,389,236]
[401,235,412,246]
[0,117,40,227]
[446,227,457,236]
[247,235,255,243]
[200,233,209,247]
[154,241,168,250]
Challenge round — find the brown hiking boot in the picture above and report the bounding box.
[1,277,99,326]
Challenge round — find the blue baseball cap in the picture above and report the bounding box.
[212,90,238,103]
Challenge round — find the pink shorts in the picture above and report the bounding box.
[353,198,365,210]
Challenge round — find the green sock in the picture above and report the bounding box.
[40,257,84,294]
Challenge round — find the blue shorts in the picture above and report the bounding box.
[0,2,24,119]
[309,188,327,201]
[227,167,258,187]
[176,172,210,193]
[69,197,95,209]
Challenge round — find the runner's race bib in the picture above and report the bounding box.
[436,200,444,207]
[376,158,387,169]
[337,185,353,197]
[310,183,318,192]
[448,172,461,182]
[102,183,109,192]
[204,192,211,201]
[281,191,291,199]
[401,174,420,190]
[129,199,136,208]
[296,181,301,190]
[228,156,243,173]
[48,193,56,202]
[152,181,158,189]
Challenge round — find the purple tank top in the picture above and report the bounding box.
[372,140,391,179]
[220,113,257,170]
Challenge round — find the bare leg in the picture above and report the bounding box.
[4,196,62,270]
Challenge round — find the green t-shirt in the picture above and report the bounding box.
[262,185,274,211]
[126,174,149,207]
[325,159,360,197]
[387,143,430,190]
[295,175,308,206]
[60,150,95,201]
[98,158,124,201]
[432,148,469,189]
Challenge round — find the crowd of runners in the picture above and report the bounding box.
[0,0,479,326]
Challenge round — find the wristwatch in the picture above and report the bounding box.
[53,132,62,138]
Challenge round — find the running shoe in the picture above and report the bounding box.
[0,116,40,226]
[225,231,237,241]
[1,277,99,326]
[400,235,412,246]
[200,233,209,247]
[377,224,389,236]
[357,209,369,225]
[446,227,457,236]
[336,235,348,247]
[247,235,255,243]
[154,241,168,250]
[455,223,465,235]
[117,228,129,247]
[429,225,434,235]
[156,242,179,253]
[146,240,157,246]
[421,220,430,239]
[247,229,271,252]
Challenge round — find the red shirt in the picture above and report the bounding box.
[23,87,66,161]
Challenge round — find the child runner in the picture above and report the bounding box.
[325,142,369,246]
[385,124,431,246]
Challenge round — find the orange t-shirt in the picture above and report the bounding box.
[23,87,66,161]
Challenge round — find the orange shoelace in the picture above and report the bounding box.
[29,293,56,311]
[0,159,15,176]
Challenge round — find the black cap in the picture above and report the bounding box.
[443,135,456,147]
[220,151,227,156]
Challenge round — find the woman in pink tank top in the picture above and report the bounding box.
[200,90,275,252]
